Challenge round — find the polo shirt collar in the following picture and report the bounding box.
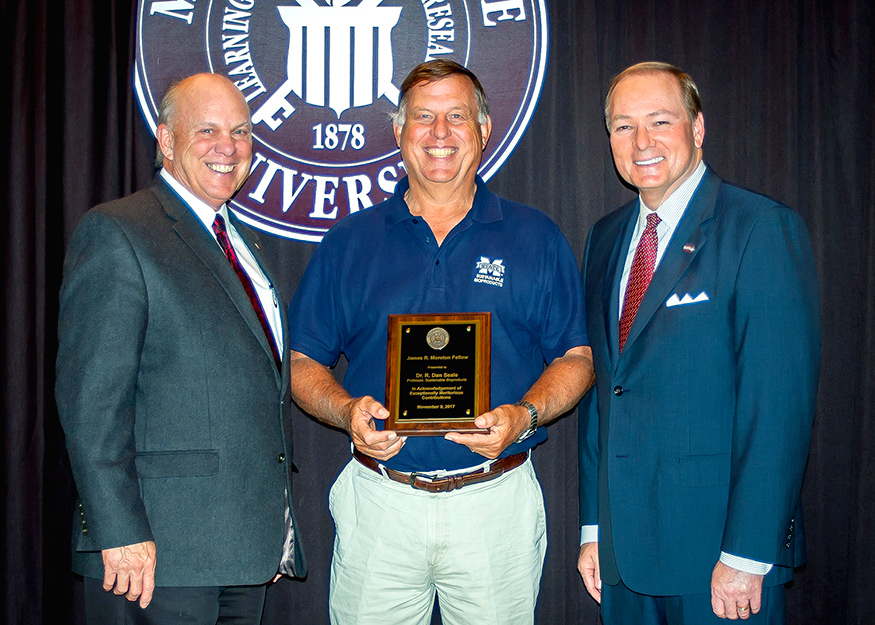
[385,175,503,228]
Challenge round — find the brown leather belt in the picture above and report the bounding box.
[352,448,528,493]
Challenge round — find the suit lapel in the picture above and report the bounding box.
[151,179,281,378]
[619,169,722,354]
[602,203,638,365]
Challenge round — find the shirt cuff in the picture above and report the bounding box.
[719,552,773,575]
[580,525,598,546]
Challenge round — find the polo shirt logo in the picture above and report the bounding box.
[474,257,505,288]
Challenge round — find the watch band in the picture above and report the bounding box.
[514,400,538,443]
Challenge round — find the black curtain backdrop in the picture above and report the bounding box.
[3,0,873,623]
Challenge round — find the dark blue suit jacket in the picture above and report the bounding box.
[579,167,820,596]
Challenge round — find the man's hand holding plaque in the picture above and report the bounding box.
[341,395,405,461]
[443,402,533,459]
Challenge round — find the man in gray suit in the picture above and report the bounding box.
[56,73,305,624]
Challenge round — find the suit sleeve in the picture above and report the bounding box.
[722,206,820,564]
[578,229,600,530]
[578,389,600,529]
[56,210,154,551]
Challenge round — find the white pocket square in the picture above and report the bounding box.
[666,292,709,307]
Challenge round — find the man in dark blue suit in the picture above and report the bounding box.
[577,62,820,623]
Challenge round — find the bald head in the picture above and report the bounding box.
[155,73,253,209]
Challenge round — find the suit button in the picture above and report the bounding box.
[613,386,624,396]
[277,453,286,463]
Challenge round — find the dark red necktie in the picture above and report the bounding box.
[212,214,281,369]
[619,212,661,352]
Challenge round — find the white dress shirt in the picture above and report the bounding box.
[617,161,706,317]
[160,169,283,356]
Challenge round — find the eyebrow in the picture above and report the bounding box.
[194,121,252,131]
[411,104,471,114]
[611,109,679,124]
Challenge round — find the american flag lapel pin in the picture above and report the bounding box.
[683,243,695,253]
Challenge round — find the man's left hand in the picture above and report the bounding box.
[711,561,764,620]
[443,403,529,459]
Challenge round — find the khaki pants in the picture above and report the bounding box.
[327,457,547,625]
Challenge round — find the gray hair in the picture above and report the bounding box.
[154,78,186,167]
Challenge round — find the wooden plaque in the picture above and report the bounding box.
[385,312,491,435]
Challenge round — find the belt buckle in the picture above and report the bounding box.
[408,471,435,491]
[408,472,456,493]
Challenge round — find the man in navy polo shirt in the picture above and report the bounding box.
[287,60,595,625]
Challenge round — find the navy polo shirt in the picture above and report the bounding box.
[288,176,588,472]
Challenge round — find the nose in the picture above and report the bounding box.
[214,132,236,156]
[431,116,450,140]
[633,126,654,151]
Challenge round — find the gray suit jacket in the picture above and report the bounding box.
[56,177,306,587]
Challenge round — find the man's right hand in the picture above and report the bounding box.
[288,352,406,461]
[343,395,406,461]
[578,541,602,603]
[102,540,156,608]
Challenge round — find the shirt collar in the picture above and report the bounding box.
[160,168,228,233]
[636,160,707,229]
[385,175,503,228]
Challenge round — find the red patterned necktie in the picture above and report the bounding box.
[212,214,281,369]
[619,212,661,352]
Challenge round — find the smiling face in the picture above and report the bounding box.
[608,72,705,208]
[393,74,491,196]
[157,74,253,210]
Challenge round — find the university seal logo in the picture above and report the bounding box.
[135,0,549,242]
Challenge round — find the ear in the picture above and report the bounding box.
[479,114,493,151]
[156,124,174,161]
[693,112,705,149]
[393,121,403,148]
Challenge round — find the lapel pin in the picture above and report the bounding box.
[683,243,695,253]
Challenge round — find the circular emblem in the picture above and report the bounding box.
[426,327,450,350]
[135,0,548,242]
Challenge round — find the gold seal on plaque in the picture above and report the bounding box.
[426,327,450,350]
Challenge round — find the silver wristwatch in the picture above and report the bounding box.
[514,400,538,443]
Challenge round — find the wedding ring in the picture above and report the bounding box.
[737,605,750,612]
